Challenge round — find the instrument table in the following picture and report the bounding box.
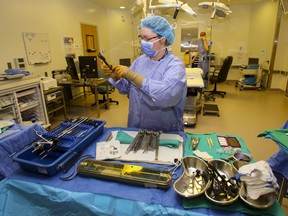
[0,127,285,216]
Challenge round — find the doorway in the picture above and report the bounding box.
[81,23,101,71]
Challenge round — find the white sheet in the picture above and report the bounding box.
[96,131,184,165]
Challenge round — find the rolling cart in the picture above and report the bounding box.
[235,67,263,91]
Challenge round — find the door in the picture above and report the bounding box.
[81,23,101,71]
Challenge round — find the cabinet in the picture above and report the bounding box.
[43,86,66,121]
[0,77,49,128]
[0,95,16,120]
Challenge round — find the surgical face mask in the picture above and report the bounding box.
[141,38,165,57]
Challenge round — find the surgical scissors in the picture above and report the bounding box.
[169,160,182,180]
[98,53,156,102]
[34,129,52,144]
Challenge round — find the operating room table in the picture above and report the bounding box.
[183,68,204,126]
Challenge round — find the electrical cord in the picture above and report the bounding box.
[59,154,94,181]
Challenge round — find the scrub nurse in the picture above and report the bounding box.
[192,31,211,88]
[104,15,187,132]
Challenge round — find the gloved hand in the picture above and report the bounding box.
[113,65,144,88]
[113,65,128,79]
[103,65,117,80]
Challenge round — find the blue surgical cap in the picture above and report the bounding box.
[139,16,175,46]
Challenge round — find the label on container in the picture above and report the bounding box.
[37,167,48,174]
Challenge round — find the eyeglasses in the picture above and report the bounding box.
[139,35,159,42]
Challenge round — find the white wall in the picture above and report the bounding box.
[130,1,277,81]
[141,2,278,66]
[0,0,132,77]
[105,10,134,66]
[0,0,287,90]
[275,11,288,71]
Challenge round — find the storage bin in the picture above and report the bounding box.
[13,119,105,176]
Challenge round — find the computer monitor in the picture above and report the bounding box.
[79,56,98,79]
[248,57,259,69]
[65,56,79,80]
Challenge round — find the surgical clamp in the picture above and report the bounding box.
[32,130,54,152]
[98,53,156,102]
[169,160,182,180]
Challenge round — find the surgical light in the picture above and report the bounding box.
[199,1,232,19]
[149,0,197,18]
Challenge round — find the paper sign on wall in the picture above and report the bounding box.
[22,32,51,65]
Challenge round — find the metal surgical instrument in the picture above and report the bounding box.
[169,160,182,180]
[34,130,53,144]
[32,130,54,152]
[98,53,156,102]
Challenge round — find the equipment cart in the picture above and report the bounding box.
[235,67,263,91]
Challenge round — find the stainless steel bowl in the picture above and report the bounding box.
[232,160,249,171]
[205,159,241,205]
[173,156,211,198]
[240,184,276,209]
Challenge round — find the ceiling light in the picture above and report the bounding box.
[120,6,126,9]
[149,0,197,18]
[199,1,232,19]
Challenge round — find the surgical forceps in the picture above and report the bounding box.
[169,160,182,180]
[32,130,53,152]
[98,53,156,102]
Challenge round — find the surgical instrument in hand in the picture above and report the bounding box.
[98,53,156,102]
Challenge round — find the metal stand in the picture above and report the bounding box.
[203,103,220,116]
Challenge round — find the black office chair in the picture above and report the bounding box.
[96,84,119,108]
[205,56,233,100]
[91,69,119,108]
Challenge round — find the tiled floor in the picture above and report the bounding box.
[50,81,288,214]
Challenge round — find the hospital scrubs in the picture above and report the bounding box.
[197,39,211,88]
[109,52,187,132]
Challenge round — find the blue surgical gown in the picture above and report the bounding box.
[197,39,211,87]
[109,52,187,132]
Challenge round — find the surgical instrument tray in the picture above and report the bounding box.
[13,117,105,176]
[77,159,172,189]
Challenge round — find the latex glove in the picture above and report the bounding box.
[113,65,128,79]
[103,65,117,80]
[113,65,144,88]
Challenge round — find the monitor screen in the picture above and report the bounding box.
[65,56,79,80]
[79,56,98,79]
[248,58,259,65]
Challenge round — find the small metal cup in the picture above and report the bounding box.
[232,160,249,171]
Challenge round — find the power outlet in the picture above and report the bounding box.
[14,57,26,69]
